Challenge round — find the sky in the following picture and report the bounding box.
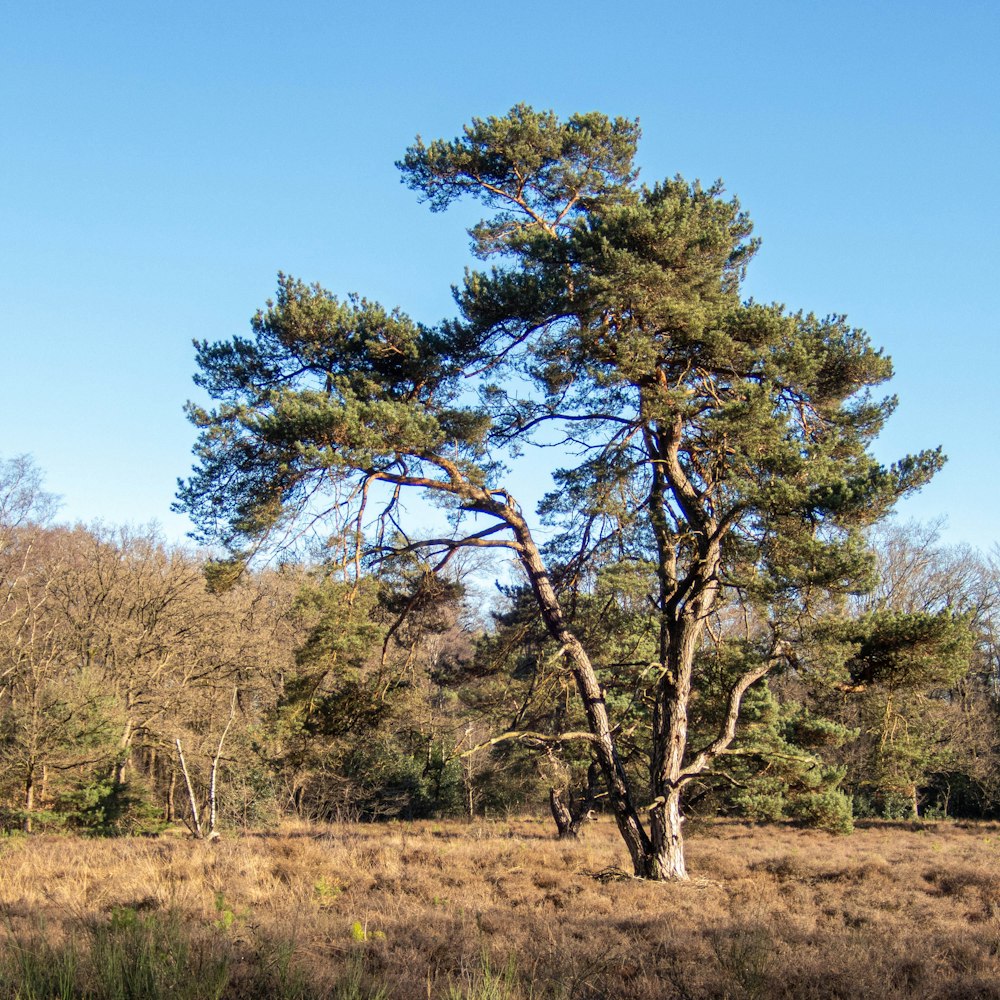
[2,1,998,551]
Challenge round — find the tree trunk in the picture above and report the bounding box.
[463,764,475,820]
[207,688,238,836]
[490,494,741,881]
[175,738,204,838]
[646,620,700,880]
[23,767,34,834]
[508,513,653,875]
[647,787,688,879]
[462,723,475,819]
[549,762,601,839]
[166,769,176,822]
[116,718,133,784]
[549,787,575,838]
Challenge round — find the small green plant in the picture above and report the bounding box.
[349,920,385,943]
[212,890,248,932]
[59,776,167,836]
[788,789,855,835]
[313,875,344,907]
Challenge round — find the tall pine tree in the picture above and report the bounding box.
[178,106,940,879]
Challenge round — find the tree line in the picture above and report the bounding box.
[2,453,999,845]
[0,453,503,834]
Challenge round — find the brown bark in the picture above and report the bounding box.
[23,767,34,834]
[381,465,769,880]
[549,787,574,838]
[504,507,653,874]
[165,769,176,822]
[549,762,601,839]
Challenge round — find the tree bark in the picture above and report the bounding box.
[175,738,204,837]
[645,612,700,878]
[648,787,688,879]
[207,688,239,836]
[505,509,653,874]
[116,718,133,785]
[462,727,476,820]
[23,767,34,834]
[549,761,601,839]
[549,786,574,838]
[166,769,176,822]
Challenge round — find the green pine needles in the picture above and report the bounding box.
[177,105,945,879]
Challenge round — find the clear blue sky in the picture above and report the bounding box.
[2,1,998,549]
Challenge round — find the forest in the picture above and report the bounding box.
[2,449,998,842]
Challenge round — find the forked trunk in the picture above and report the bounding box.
[549,761,601,839]
[549,786,575,838]
[506,503,725,881]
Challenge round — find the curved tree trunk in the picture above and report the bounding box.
[508,512,655,874]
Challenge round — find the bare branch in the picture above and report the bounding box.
[680,658,777,780]
[458,729,597,758]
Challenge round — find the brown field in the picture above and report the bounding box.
[3,818,1000,998]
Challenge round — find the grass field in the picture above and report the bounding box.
[2,817,1000,998]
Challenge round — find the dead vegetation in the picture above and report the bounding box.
[3,818,1000,998]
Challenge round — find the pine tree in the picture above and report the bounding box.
[177,106,940,878]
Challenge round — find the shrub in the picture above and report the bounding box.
[788,789,855,834]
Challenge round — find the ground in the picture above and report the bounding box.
[2,817,999,998]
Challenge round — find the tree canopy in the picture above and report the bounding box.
[177,105,944,879]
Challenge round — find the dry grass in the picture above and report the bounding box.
[3,818,1000,998]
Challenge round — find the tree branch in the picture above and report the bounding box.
[680,659,776,780]
[458,729,597,758]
